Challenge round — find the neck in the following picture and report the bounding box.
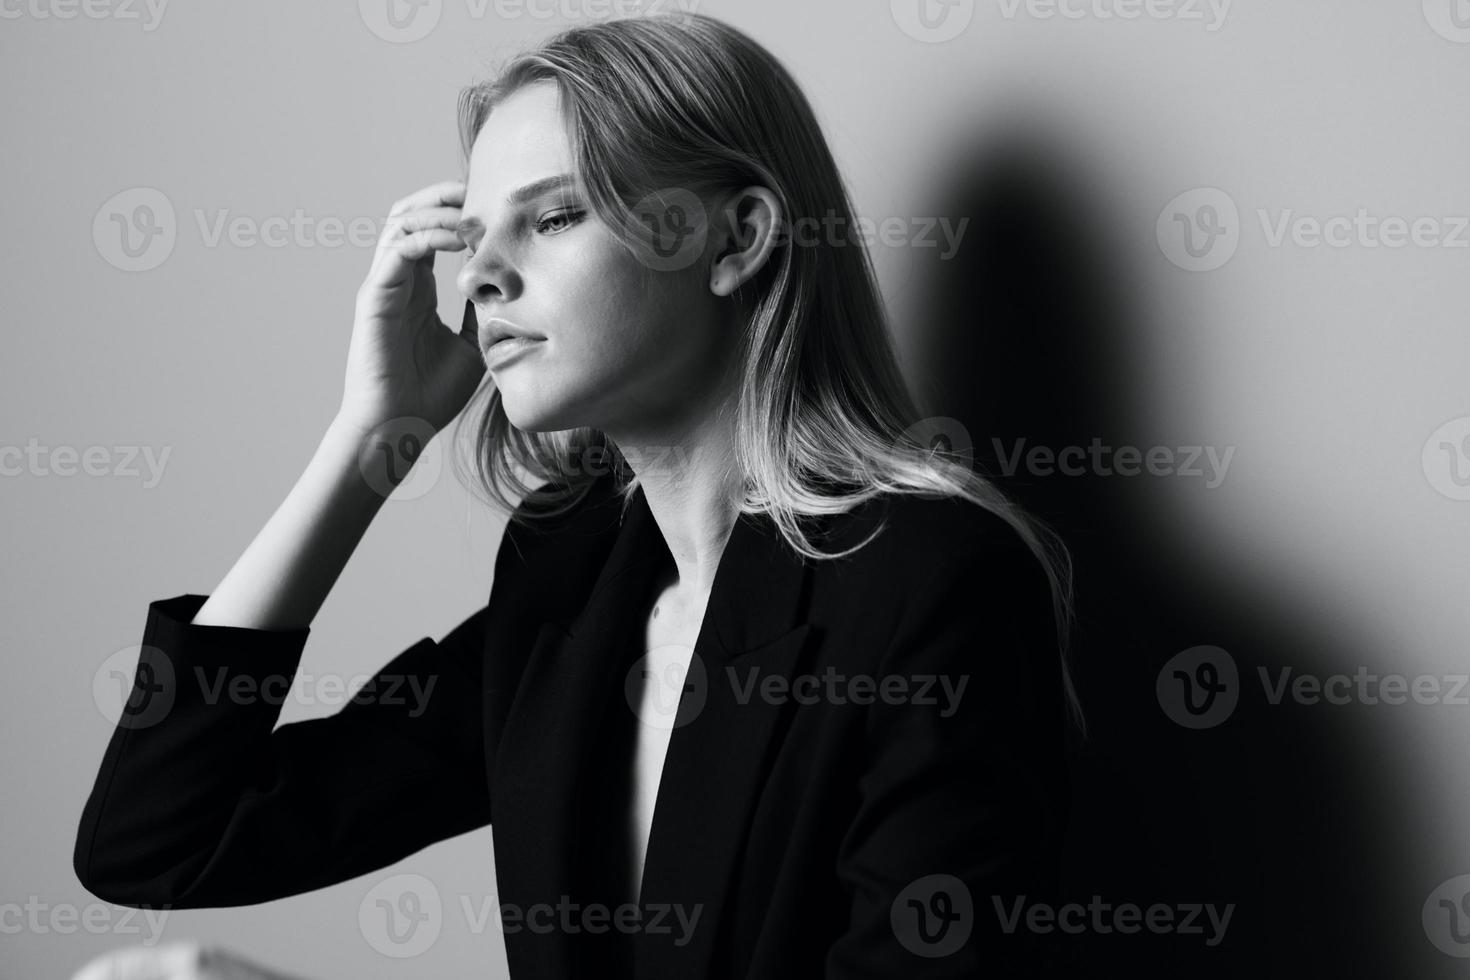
[608,402,742,597]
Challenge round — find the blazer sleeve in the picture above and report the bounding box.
[72,592,494,910]
[825,529,1072,977]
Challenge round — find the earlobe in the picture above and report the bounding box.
[709,186,782,298]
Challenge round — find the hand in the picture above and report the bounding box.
[339,179,486,436]
[71,941,309,980]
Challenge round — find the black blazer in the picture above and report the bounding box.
[74,472,1071,978]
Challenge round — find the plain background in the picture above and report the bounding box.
[3,0,1469,976]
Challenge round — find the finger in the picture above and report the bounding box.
[378,228,465,265]
[458,298,479,349]
[387,180,466,218]
[380,207,464,245]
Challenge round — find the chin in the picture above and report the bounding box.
[497,384,580,434]
[500,400,561,433]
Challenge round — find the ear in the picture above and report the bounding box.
[708,186,783,297]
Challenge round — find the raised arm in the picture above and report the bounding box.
[193,179,484,631]
[74,180,495,908]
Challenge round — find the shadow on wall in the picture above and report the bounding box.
[908,128,1414,977]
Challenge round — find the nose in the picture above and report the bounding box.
[456,239,523,306]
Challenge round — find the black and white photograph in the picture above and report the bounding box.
[2,1,1466,976]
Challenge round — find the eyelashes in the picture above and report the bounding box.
[535,208,585,235]
[462,207,587,261]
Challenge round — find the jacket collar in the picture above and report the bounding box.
[491,476,821,978]
[560,478,812,658]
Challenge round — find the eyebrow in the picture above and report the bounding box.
[455,174,577,239]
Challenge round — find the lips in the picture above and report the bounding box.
[477,317,545,356]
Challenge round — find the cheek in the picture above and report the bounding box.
[507,229,719,433]
[548,239,686,368]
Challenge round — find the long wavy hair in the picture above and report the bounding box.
[450,12,1083,730]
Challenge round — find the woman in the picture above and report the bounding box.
[73,13,1079,979]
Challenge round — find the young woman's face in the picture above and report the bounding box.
[455,81,730,437]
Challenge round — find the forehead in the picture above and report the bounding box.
[464,81,574,210]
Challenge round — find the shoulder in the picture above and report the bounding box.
[486,473,626,621]
[817,490,1063,672]
[802,490,1060,667]
[813,489,1051,594]
[799,491,1070,738]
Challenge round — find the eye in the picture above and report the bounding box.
[535,208,584,235]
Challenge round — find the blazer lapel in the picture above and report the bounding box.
[491,480,818,979]
[633,503,817,978]
[490,482,671,978]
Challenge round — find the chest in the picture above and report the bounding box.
[642,576,710,652]
[629,580,708,732]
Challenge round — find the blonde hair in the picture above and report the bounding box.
[450,13,1083,730]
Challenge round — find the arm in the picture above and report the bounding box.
[72,591,494,909]
[71,179,495,907]
[825,530,1072,977]
[194,177,484,633]
[189,414,392,631]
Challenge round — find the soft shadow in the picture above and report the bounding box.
[908,128,1411,976]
